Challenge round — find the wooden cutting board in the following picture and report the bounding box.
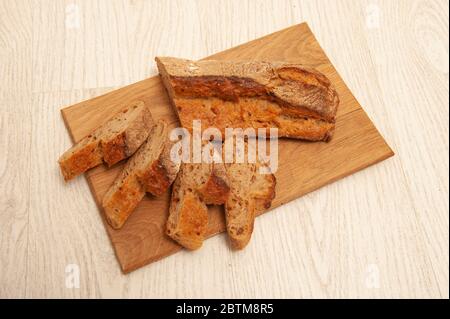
[61,23,394,273]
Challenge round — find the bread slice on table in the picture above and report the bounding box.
[102,120,180,229]
[224,140,276,250]
[166,160,230,250]
[156,57,339,141]
[58,101,153,181]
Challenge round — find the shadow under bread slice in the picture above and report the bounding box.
[102,120,180,229]
[58,100,154,181]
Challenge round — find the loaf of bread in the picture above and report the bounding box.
[58,101,153,181]
[224,140,276,249]
[156,57,339,141]
[102,120,180,229]
[166,160,230,250]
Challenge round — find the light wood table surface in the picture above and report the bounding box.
[0,0,448,299]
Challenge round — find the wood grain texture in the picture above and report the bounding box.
[61,23,393,273]
[0,0,448,298]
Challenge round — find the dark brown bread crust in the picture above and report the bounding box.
[170,75,334,121]
[171,76,267,103]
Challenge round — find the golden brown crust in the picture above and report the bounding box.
[58,101,153,181]
[137,160,171,197]
[198,172,230,205]
[197,163,230,205]
[102,132,127,167]
[166,185,208,250]
[155,57,339,141]
[102,175,145,229]
[58,141,103,181]
[102,120,180,229]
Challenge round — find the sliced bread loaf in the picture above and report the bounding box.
[156,57,339,141]
[224,141,276,249]
[58,101,153,181]
[166,160,230,250]
[102,120,180,229]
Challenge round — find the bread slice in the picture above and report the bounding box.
[166,161,230,250]
[58,101,153,181]
[102,120,180,229]
[224,141,276,250]
[156,57,339,141]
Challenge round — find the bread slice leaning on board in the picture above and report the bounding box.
[224,140,276,249]
[102,120,180,229]
[166,157,230,250]
[155,57,339,141]
[58,101,153,181]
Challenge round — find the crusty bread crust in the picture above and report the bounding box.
[136,131,179,197]
[166,160,230,250]
[156,57,339,141]
[102,120,180,229]
[58,101,153,181]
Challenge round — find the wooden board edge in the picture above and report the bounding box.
[60,80,150,118]
[205,22,310,60]
[60,107,77,144]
